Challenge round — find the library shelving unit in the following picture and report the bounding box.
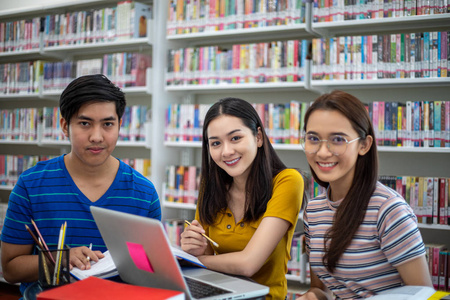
[1,0,450,290]
[0,0,168,284]
[160,1,450,287]
[0,0,157,192]
[0,0,162,272]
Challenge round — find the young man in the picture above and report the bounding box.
[0,74,161,294]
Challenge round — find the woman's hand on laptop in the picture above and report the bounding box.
[69,246,105,270]
[180,220,210,257]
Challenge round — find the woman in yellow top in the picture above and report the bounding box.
[181,97,304,299]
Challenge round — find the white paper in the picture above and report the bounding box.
[70,250,119,280]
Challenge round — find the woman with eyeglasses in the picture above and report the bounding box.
[297,90,433,300]
[181,97,304,300]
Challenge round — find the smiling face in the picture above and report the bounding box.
[207,115,262,184]
[61,101,121,170]
[305,109,371,200]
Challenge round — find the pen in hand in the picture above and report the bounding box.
[184,220,219,248]
[86,243,92,261]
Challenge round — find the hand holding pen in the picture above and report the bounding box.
[181,220,219,257]
[68,243,104,271]
[184,220,219,248]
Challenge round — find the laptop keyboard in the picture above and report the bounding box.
[184,276,232,299]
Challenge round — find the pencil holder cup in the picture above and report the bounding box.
[38,246,70,289]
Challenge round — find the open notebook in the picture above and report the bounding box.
[71,246,205,280]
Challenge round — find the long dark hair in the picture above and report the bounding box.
[303,90,378,272]
[198,97,286,225]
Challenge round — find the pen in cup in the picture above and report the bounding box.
[184,220,219,248]
[86,243,92,261]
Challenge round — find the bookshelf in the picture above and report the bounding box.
[160,1,450,288]
[0,0,160,254]
[1,0,450,291]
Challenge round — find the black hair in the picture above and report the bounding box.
[197,97,287,225]
[59,74,126,123]
[303,90,378,272]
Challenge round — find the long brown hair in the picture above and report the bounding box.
[198,97,286,225]
[303,90,378,272]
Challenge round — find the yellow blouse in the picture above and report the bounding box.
[196,168,304,299]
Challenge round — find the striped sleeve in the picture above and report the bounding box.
[377,195,425,267]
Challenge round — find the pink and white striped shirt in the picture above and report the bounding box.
[304,182,426,299]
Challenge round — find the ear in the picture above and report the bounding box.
[256,127,263,147]
[358,135,373,156]
[119,118,123,129]
[60,117,69,138]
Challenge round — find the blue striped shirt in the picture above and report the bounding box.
[1,155,161,292]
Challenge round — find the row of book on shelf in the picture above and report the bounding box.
[164,166,321,206]
[164,165,201,205]
[0,105,149,142]
[426,244,450,291]
[165,101,450,147]
[311,31,450,81]
[312,0,450,22]
[368,100,450,148]
[379,175,450,226]
[166,0,450,36]
[0,52,151,94]
[0,1,152,53]
[166,39,309,86]
[0,155,151,187]
[165,101,310,144]
[167,0,307,36]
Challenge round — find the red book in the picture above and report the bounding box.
[440,178,448,225]
[37,277,185,300]
[439,251,448,291]
[431,245,447,290]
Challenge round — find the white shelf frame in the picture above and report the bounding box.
[164,141,450,153]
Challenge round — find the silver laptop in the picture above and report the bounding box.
[90,206,269,300]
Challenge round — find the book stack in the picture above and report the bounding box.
[37,276,185,300]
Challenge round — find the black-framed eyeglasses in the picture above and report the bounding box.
[301,134,361,156]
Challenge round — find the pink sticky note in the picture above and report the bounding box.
[126,242,154,273]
